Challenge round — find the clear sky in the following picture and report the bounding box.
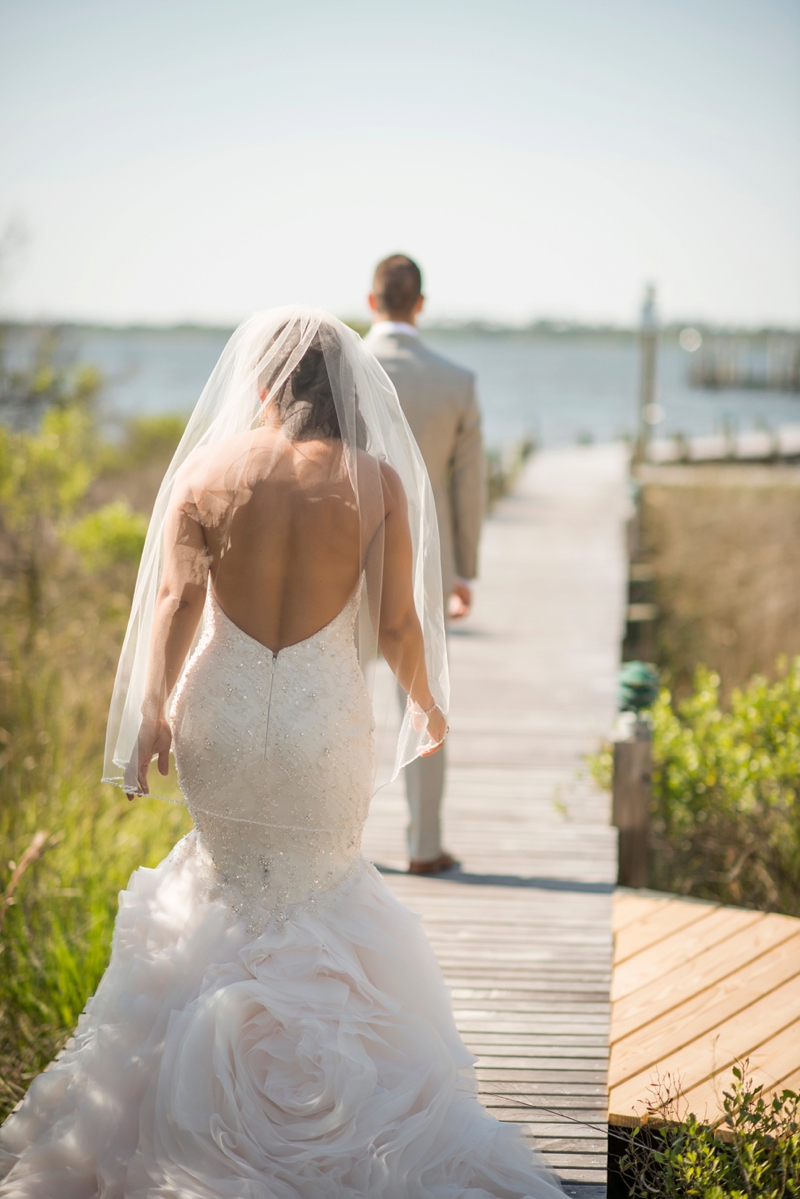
[1,0,798,326]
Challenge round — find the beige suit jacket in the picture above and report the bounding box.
[367,331,484,597]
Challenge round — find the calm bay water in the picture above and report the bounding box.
[10,324,800,450]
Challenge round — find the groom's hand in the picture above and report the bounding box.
[448,580,472,621]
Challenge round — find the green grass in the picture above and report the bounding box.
[0,386,190,1117]
[0,555,191,1118]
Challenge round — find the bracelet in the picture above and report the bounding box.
[421,699,439,715]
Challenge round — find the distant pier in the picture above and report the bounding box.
[688,332,800,393]
[649,421,800,465]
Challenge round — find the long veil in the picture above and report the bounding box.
[102,307,449,800]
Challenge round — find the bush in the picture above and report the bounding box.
[65,499,148,570]
[648,664,800,915]
[121,413,186,466]
[0,326,101,429]
[620,1065,800,1198]
[590,661,800,914]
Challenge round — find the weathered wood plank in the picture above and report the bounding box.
[364,445,628,1186]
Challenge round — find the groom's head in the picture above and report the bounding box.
[369,254,424,324]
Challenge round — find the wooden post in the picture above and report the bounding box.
[612,714,651,888]
[634,285,659,466]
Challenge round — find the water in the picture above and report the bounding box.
[425,333,800,449]
[5,324,800,449]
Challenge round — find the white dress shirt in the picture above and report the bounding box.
[365,321,419,341]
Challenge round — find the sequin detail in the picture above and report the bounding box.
[170,588,376,935]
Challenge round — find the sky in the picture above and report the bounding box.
[0,0,798,327]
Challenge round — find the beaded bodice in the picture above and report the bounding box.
[170,588,375,932]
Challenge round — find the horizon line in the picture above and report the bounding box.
[2,315,799,337]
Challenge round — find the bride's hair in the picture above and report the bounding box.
[265,328,367,448]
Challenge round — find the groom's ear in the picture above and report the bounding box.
[368,293,380,315]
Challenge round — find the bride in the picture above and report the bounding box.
[0,309,562,1198]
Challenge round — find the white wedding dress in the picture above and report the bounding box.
[0,589,562,1199]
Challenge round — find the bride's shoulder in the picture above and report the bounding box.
[351,447,403,491]
[375,457,408,514]
[175,432,260,484]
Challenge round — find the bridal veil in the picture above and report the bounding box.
[102,307,449,801]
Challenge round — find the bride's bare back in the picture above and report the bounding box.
[182,426,381,652]
[108,308,448,801]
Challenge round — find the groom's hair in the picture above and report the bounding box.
[372,255,422,321]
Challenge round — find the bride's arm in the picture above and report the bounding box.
[130,482,209,796]
[376,464,447,753]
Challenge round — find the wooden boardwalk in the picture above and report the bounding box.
[649,421,800,465]
[363,445,629,1192]
[609,891,800,1126]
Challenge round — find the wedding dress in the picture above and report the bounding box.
[0,310,563,1198]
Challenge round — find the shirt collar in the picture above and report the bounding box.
[365,320,419,340]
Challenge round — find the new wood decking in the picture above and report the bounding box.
[363,445,629,1192]
[609,891,800,1126]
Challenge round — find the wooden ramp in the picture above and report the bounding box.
[609,891,800,1125]
[363,445,629,1192]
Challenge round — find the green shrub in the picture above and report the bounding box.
[620,1065,800,1198]
[0,512,188,1115]
[0,325,101,428]
[649,664,800,914]
[121,413,187,466]
[590,662,800,915]
[65,499,148,569]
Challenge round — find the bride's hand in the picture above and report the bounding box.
[127,718,172,800]
[421,705,448,757]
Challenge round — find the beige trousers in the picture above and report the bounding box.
[397,682,447,862]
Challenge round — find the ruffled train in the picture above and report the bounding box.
[0,837,562,1198]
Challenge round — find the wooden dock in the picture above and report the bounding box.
[363,445,629,1193]
[649,421,800,465]
[609,891,800,1126]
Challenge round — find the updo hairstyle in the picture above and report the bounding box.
[261,327,367,448]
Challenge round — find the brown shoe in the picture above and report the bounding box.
[408,852,460,876]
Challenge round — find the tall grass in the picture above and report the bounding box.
[0,380,189,1117]
[639,468,800,700]
[606,469,800,914]
[0,568,189,1116]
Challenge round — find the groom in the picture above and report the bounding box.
[365,254,484,875]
